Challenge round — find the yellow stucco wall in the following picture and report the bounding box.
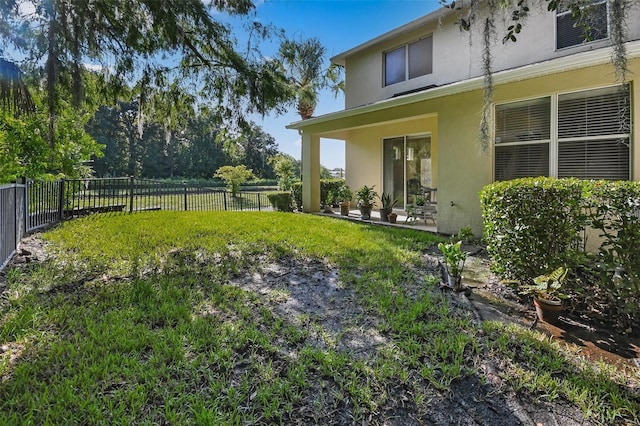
[345,116,439,208]
[341,57,640,236]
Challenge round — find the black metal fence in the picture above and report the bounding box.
[1,177,274,270]
[0,182,26,270]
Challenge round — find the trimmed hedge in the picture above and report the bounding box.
[480,177,585,282]
[291,179,346,211]
[267,192,294,212]
[480,178,640,334]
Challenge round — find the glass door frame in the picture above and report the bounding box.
[382,134,432,209]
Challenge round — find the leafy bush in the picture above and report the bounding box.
[291,179,345,211]
[267,191,294,212]
[587,180,640,330]
[321,179,345,206]
[481,178,640,334]
[480,177,586,283]
[291,182,302,211]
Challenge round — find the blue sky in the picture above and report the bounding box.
[242,0,442,169]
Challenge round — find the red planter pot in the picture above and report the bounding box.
[533,297,563,324]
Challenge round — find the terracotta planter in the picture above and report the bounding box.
[388,213,398,223]
[340,201,351,216]
[533,297,563,324]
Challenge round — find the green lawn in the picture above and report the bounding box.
[0,212,638,424]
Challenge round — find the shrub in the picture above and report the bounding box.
[267,192,294,212]
[291,182,302,211]
[291,179,346,211]
[321,179,345,206]
[481,178,640,334]
[479,177,586,283]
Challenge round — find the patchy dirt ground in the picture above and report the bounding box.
[2,235,638,425]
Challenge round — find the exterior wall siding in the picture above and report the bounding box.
[342,5,640,109]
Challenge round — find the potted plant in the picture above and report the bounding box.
[378,192,399,222]
[323,190,336,213]
[355,185,378,220]
[438,240,467,291]
[334,185,353,216]
[519,267,569,324]
[388,212,398,223]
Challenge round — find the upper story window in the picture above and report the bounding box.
[556,0,608,49]
[384,36,432,86]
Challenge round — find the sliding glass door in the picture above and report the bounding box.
[383,135,432,208]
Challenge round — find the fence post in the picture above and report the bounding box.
[129,176,134,213]
[258,193,262,211]
[58,178,65,221]
[183,181,188,211]
[223,191,227,211]
[21,177,28,233]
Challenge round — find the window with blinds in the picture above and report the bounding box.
[494,85,630,182]
[494,98,551,181]
[557,85,630,180]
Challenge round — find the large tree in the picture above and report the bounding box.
[0,0,291,149]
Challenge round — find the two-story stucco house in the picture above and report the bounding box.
[287,2,640,236]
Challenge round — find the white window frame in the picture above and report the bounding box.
[493,84,631,181]
[383,36,432,87]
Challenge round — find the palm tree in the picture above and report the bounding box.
[278,37,343,120]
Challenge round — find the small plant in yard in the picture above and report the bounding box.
[519,267,569,302]
[438,240,467,290]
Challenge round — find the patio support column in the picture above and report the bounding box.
[301,132,321,212]
[633,81,640,181]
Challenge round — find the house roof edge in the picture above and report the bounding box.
[288,40,640,132]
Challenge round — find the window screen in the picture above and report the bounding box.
[556,0,608,49]
[384,46,405,86]
[408,37,432,79]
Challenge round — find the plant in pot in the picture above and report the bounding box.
[378,192,399,222]
[355,185,378,220]
[335,185,353,216]
[437,240,467,291]
[519,267,569,324]
[323,190,336,213]
[388,211,398,223]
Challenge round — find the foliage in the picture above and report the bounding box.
[291,181,302,211]
[481,178,640,334]
[518,267,569,301]
[214,165,254,197]
[0,93,103,182]
[0,57,34,114]
[0,0,293,146]
[480,177,585,283]
[277,36,343,119]
[320,179,345,206]
[270,154,298,190]
[266,191,294,212]
[334,184,353,203]
[379,192,399,210]
[587,180,640,328]
[438,240,467,278]
[355,185,378,207]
